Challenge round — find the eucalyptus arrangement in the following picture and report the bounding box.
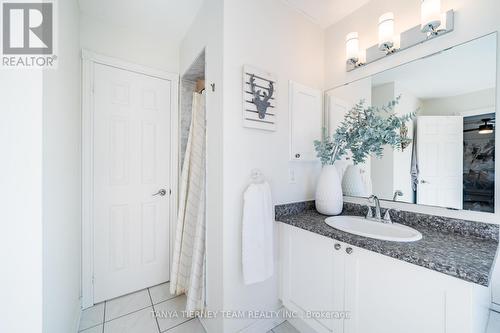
[314,97,415,165]
[313,97,415,215]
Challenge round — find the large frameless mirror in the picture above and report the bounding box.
[326,33,496,213]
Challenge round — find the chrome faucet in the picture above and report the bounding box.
[367,195,392,223]
[368,195,382,221]
[393,190,403,201]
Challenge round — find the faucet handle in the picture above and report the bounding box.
[383,209,392,223]
[366,206,373,219]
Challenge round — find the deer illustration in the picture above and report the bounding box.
[249,74,274,119]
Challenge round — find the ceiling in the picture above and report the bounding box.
[78,0,204,43]
[372,34,497,99]
[281,0,372,28]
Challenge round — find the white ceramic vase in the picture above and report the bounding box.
[315,164,343,215]
[342,164,366,197]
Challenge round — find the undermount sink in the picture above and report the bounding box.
[325,216,422,242]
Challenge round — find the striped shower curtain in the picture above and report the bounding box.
[170,92,206,312]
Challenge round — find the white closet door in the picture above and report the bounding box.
[289,81,322,161]
[93,63,171,302]
[417,116,463,209]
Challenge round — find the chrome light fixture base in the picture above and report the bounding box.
[346,9,454,72]
[346,58,364,71]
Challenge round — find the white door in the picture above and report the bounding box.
[93,63,172,302]
[289,81,322,161]
[417,116,463,209]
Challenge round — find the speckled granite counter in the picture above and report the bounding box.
[275,202,499,287]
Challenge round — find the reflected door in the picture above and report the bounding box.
[417,116,463,209]
[93,63,171,302]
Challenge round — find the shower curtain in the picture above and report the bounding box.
[170,92,206,312]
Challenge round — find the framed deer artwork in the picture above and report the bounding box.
[243,65,277,131]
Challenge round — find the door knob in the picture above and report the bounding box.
[420,180,430,184]
[334,243,341,250]
[345,247,353,255]
[152,189,167,196]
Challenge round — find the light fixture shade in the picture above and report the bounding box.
[346,32,359,62]
[421,0,441,32]
[478,123,494,134]
[378,12,394,51]
[437,11,447,32]
[358,49,367,64]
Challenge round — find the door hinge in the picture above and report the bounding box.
[169,189,172,195]
[92,275,95,284]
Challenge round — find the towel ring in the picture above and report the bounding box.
[250,169,265,184]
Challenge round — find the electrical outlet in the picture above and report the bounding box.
[289,167,296,184]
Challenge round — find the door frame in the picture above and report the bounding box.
[81,49,179,308]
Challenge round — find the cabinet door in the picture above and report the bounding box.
[280,224,343,333]
[289,81,322,161]
[343,245,473,333]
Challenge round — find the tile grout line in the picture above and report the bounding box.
[102,288,160,324]
[102,301,106,333]
[164,317,195,332]
[101,287,181,324]
[148,288,162,333]
[87,286,180,331]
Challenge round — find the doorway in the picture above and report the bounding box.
[82,51,179,307]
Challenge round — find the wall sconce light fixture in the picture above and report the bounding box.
[421,0,441,34]
[378,12,395,52]
[346,32,362,67]
[345,3,454,72]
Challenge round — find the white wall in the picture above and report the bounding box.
[0,70,43,333]
[222,0,324,331]
[179,1,225,332]
[393,83,420,203]
[371,83,395,200]
[421,88,496,116]
[42,0,82,332]
[80,13,179,73]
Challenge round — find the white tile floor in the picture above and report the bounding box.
[78,282,204,333]
[79,282,297,333]
[267,321,300,333]
[487,310,500,333]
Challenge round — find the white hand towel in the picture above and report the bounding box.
[242,182,274,285]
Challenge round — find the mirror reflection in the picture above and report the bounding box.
[326,34,496,213]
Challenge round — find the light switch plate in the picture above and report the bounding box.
[289,167,297,184]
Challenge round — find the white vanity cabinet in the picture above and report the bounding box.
[279,224,490,333]
[280,222,344,333]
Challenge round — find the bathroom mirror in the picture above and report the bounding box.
[326,33,497,213]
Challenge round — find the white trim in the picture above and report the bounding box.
[81,49,178,82]
[457,107,496,117]
[81,50,179,308]
[74,303,82,332]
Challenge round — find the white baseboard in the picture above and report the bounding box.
[74,301,82,333]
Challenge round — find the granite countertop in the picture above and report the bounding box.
[276,206,499,287]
